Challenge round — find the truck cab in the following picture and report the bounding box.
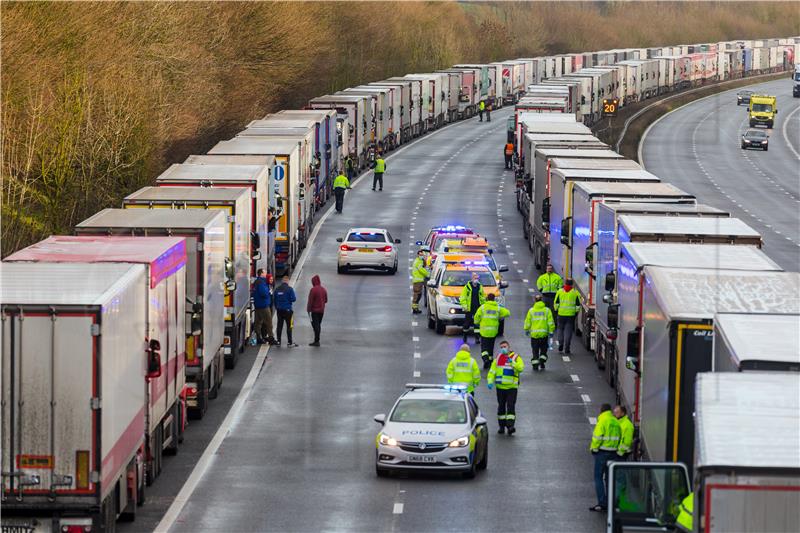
[793,65,800,97]
[748,94,777,128]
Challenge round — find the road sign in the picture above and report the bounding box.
[602,98,619,117]
[502,68,510,77]
[274,165,285,181]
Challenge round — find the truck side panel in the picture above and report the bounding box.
[705,482,800,532]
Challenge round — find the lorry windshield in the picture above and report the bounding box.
[751,103,773,113]
[795,73,800,82]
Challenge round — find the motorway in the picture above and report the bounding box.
[126,107,617,533]
[641,78,800,271]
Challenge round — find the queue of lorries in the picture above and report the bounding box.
[2,33,799,533]
[510,66,800,533]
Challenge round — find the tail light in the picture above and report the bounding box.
[340,244,356,251]
[376,245,393,252]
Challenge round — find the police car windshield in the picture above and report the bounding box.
[347,232,386,243]
[390,399,467,424]
[441,270,495,287]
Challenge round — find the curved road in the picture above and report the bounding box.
[123,108,616,533]
[642,78,800,270]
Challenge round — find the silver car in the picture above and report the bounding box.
[374,384,489,478]
[337,227,400,274]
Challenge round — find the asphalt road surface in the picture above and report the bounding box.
[125,106,616,533]
[641,78,800,271]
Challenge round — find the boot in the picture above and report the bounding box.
[507,426,515,435]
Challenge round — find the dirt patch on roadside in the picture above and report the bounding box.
[591,72,789,161]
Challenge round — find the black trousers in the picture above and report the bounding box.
[276,309,294,344]
[504,154,513,169]
[334,188,345,212]
[530,337,549,363]
[557,315,575,352]
[496,388,518,428]
[480,335,496,365]
[310,312,324,343]
[372,172,383,190]
[462,310,479,341]
[486,109,491,121]
[542,293,556,317]
[478,109,484,121]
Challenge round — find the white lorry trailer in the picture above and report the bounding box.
[712,313,800,372]
[607,372,800,533]
[2,263,149,532]
[75,208,227,418]
[5,235,189,492]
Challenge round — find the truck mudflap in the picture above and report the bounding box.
[606,462,690,533]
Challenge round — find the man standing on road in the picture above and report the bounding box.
[372,156,386,191]
[344,154,355,180]
[615,405,634,460]
[411,249,429,314]
[306,275,327,347]
[459,272,485,344]
[446,343,481,395]
[554,278,581,354]
[524,294,555,371]
[478,100,485,121]
[474,293,511,369]
[251,268,275,345]
[504,142,514,169]
[487,340,524,435]
[333,172,350,214]
[589,403,621,512]
[485,100,492,122]
[274,275,298,347]
[537,264,562,316]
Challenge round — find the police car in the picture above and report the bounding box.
[374,384,489,478]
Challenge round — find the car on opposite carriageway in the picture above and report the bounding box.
[736,89,754,106]
[374,384,489,479]
[337,227,401,274]
[741,129,769,151]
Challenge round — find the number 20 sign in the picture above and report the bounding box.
[602,98,619,117]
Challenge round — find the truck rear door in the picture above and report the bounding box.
[607,462,690,533]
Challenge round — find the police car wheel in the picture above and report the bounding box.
[477,444,488,470]
[462,460,477,479]
[376,465,390,478]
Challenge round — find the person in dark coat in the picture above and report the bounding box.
[251,269,274,344]
[273,275,298,347]
[306,275,328,346]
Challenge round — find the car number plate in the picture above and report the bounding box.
[2,523,36,533]
[408,455,437,463]
[358,248,374,253]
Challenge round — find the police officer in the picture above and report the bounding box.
[478,99,485,121]
[410,249,429,314]
[487,340,524,435]
[459,272,485,344]
[372,156,386,191]
[676,492,693,532]
[589,403,621,512]
[446,344,481,394]
[554,278,582,354]
[332,173,350,214]
[536,263,562,315]
[474,293,510,369]
[615,405,634,460]
[524,294,555,371]
[504,142,514,169]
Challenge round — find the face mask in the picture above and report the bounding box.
[472,280,478,286]
[500,347,509,354]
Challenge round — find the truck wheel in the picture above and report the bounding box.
[225,325,237,369]
[189,374,207,420]
[208,360,219,400]
[119,467,136,522]
[427,311,435,330]
[100,490,117,533]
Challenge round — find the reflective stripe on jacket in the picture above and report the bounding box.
[333,174,350,189]
[537,272,563,294]
[554,287,581,317]
[590,410,621,451]
[617,415,634,455]
[487,351,524,389]
[676,493,693,532]
[446,350,481,392]
[374,158,386,173]
[411,257,429,283]
[524,301,555,338]
[473,301,510,338]
[459,282,485,312]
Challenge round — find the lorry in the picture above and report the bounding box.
[5,235,189,491]
[712,313,800,372]
[1,263,150,532]
[206,138,312,273]
[122,185,252,375]
[368,79,413,141]
[75,208,228,416]
[309,94,370,167]
[794,64,800,96]
[611,266,798,467]
[592,202,731,383]
[606,372,800,533]
[749,94,778,127]
[345,86,400,149]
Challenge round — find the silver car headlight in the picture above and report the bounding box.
[379,433,398,446]
[448,436,470,448]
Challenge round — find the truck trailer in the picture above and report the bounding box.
[712,313,800,372]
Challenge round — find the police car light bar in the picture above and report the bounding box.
[405,383,467,392]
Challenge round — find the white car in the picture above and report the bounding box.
[374,384,489,478]
[337,227,400,274]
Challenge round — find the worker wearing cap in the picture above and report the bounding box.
[332,173,350,214]
[615,405,634,460]
[676,492,693,532]
[589,403,621,512]
[524,294,555,371]
[536,264,562,316]
[446,344,481,394]
[554,277,581,354]
[410,249,429,314]
[459,272,486,344]
[474,293,511,369]
[487,340,523,435]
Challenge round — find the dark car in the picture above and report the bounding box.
[737,90,754,106]
[741,129,769,151]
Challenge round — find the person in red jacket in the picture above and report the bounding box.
[307,275,328,346]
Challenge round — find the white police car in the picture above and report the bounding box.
[373,384,489,478]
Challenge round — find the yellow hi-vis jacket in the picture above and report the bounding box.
[446,350,481,392]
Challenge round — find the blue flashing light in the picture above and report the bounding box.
[463,260,489,266]
[443,384,468,393]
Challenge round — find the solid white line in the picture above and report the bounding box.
[393,503,404,514]
[154,115,482,532]
[781,104,800,160]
